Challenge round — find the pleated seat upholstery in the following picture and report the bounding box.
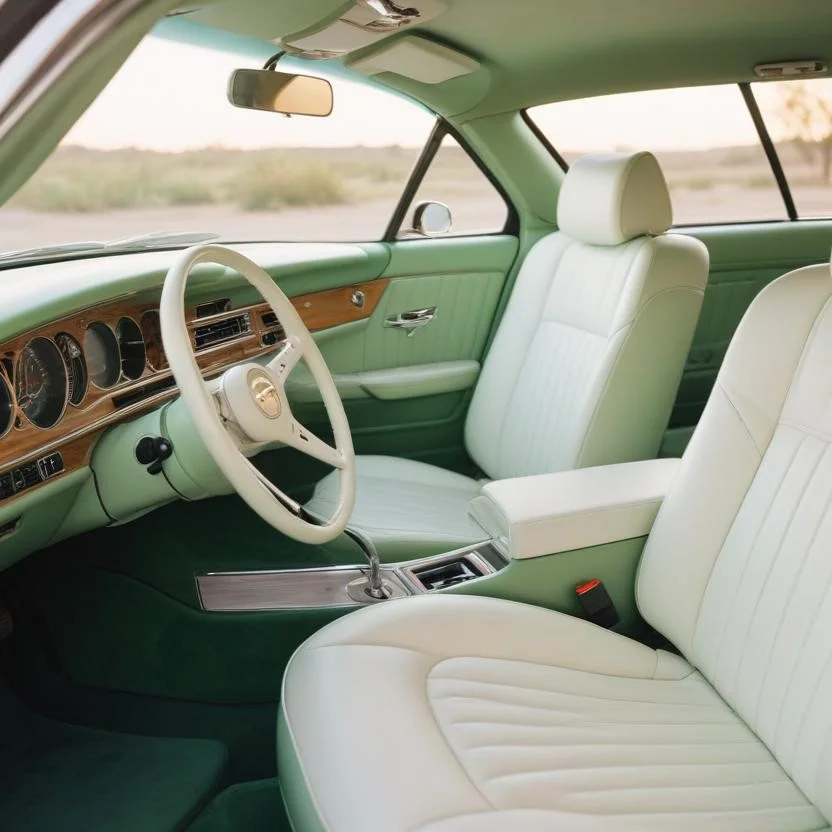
[280,255,832,830]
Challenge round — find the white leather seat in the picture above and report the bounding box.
[279,254,832,830]
[308,152,708,559]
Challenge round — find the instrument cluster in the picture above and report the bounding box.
[0,315,155,436]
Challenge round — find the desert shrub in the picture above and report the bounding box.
[234,161,347,210]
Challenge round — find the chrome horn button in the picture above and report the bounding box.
[249,371,281,419]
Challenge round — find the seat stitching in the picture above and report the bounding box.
[430,676,711,707]
[686,289,832,650]
[719,383,764,456]
[703,431,804,678]
[432,687,727,713]
[455,739,762,751]
[483,759,786,783]
[472,241,569,478]
[445,718,749,731]
[425,675,498,813]
[753,440,832,726]
[726,434,826,702]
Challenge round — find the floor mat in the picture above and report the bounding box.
[0,680,228,832]
[188,778,291,832]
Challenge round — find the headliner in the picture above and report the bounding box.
[177,0,832,120]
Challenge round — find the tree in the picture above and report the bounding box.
[778,81,832,184]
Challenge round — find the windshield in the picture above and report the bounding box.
[0,35,434,252]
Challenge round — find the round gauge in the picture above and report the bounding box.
[116,317,146,381]
[84,322,121,389]
[55,333,88,406]
[14,337,68,429]
[0,374,13,437]
[140,310,167,371]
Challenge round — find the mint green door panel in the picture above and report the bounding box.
[286,360,480,403]
[382,235,518,277]
[319,271,506,374]
[284,235,518,467]
[666,220,832,441]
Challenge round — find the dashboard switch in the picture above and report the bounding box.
[135,436,173,475]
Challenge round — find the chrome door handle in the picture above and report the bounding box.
[384,306,437,336]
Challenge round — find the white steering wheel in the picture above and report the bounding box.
[160,244,355,544]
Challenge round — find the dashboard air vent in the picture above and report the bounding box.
[195,298,231,318]
[194,313,252,349]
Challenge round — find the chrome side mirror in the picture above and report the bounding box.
[412,201,452,236]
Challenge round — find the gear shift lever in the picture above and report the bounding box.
[297,505,392,602]
[343,525,391,600]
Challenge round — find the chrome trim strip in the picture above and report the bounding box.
[197,565,412,612]
[196,541,505,612]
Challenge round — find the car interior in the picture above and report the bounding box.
[1,1,832,831]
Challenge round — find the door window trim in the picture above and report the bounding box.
[383,118,519,242]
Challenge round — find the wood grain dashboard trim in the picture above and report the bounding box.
[0,277,388,506]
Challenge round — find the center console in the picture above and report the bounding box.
[196,540,504,612]
[196,458,680,613]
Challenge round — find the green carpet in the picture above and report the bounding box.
[0,680,228,832]
[188,779,291,832]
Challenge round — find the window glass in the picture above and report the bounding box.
[398,135,509,238]
[528,85,787,224]
[754,78,832,218]
[0,36,435,250]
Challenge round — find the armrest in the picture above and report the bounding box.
[469,458,680,560]
[286,360,479,403]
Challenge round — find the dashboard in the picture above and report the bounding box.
[0,272,387,509]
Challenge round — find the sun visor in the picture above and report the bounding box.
[280,1,448,61]
[349,35,480,84]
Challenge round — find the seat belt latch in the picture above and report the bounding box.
[575,579,619,628]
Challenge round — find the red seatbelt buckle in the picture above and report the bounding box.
[576,579,619,628]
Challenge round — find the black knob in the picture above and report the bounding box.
[135,436,173,474]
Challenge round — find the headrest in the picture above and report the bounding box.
[557,151,672,246]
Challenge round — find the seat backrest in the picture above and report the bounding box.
[465,151,708,480]
[638,259,832,821]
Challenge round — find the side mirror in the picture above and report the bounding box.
[412,201,452,236]
[227,69,333,117]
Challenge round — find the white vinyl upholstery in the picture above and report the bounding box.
[556,151,673,246]
[307,152,708,558]
[281,258,832,830]
[309,455,487,559]
[469,458,680,559]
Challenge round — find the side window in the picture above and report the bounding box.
[397,134,510,238]
[753,78,832,218]
[527,85,788,225]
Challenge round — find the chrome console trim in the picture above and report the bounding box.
[196,540,506,612]
[197,565,411,612]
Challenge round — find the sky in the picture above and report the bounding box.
[64,33,798,154]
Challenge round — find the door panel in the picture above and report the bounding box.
[662,220,832,454]
[286,235,519,469]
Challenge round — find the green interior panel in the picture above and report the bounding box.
[668,220,832,435]
[446,537,647,636]
[286,234,519,470]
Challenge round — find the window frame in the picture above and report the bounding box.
[521,80,832,228]
[382,118,519,241]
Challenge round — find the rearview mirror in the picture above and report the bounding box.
[227,69,333,117]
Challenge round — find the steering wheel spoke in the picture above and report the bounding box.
[283,415,345,469]
[267,334,303,382]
